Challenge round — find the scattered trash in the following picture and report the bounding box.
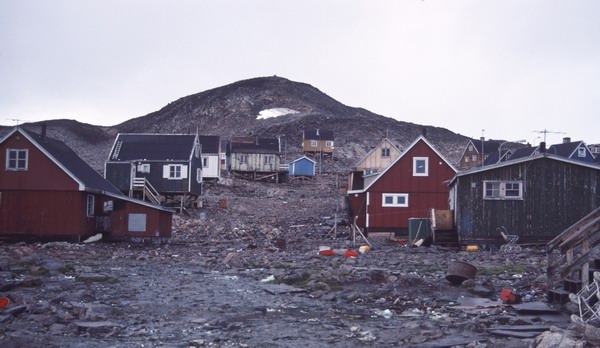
[260,275,275,283]
[446,261,477,285]
[318,246,359,258]
[358,245,370,254]
[82,233,102,244]
[499,289,522,304]
[375,309,393,319]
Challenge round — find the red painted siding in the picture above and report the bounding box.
[0,133,79,191]
[350,139,455,232]
[0,190,92,238]
[107,199,172,239]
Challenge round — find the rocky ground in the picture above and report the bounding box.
[1,175,599,347]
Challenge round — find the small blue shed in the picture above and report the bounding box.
[288,156,316,177]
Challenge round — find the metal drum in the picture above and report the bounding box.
[446,261,477,285]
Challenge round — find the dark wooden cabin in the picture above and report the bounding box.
[449,151,600,246]
[105,133,203,204]
[0,127,172,242]
[347,136,457,236]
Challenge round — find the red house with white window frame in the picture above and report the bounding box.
[347,136,457,236]
[0,126,173,242]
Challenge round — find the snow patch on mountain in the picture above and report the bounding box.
[257,108,299,119]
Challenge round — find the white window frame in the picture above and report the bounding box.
[310,140,318,147]
[6,148,28,171]
[86,195,95,217]
[196,168,202,183]
[163,164,188,180]
[382,193,409,207]
[413,157,429,176]
[202,156,209,168]
[578,147,586,158]
[325,141,334,147]
[239,154,248,164]
[483,180,523,200]
[137,163,150,173]
[264,155,273,165]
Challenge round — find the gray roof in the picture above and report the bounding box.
[303,129,334,141]
[109,133,197,161]
[230,137,280,154]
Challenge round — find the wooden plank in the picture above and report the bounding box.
[548,208,600,251]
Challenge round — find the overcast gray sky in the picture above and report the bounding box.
[1,0,599,145]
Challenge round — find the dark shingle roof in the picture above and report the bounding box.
[548,141,583,158]
[510,146,538,160]
[303,129,334,141]
[472,140,501,154]
[230,137,280,154]
[110,134,196,161]
[198,136,220,154]
[20,128,123,195]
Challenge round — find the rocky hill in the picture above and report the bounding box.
[1,76,470,172]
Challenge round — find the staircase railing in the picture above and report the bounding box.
[132,177,161,205]
[547,207,600,289]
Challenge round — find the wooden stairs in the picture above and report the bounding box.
[130,177,162,205]
[546,207,600,315]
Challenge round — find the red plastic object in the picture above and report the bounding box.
[0,297,9,308]
[319,249,337,256]
[499,289,521,304]
[344,250,359,258]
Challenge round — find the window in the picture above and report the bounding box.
[202,156,209,168]
[128,213,147,232]
[484,181,523,200]
[382,193,409,207]
[465,156,470,163]
[310,140,318,147]
[86,195,95,217]
[578,147,586,158]
[471,154,477,162]
[240,154,248,164]
[163,164,188,179]
[325,141,334,147]
[196,168,202,183]
[468,144,474,151]
[6,149,28,171]
[137,163,150,173]
[381,148,390,157]
[413,157,429,176]
[264,155,273,165]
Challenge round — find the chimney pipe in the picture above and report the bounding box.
[422,127,427,138]
[563,137,571,144]
[41,123,47,140]
[539,142,546,153]
[316,128,320,137]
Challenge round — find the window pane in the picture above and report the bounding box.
[384,196,393,204]
[396,196,406,205]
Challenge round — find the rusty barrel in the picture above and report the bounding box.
[446,261,477,285]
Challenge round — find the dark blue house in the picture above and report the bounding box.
[288,156,316,177]
[548,138,595,163]
[104,133,203,204]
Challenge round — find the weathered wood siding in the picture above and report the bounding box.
[454,157,600,245]
[303,140,334,155]
[230,153,281,172]
[355,140,401,173]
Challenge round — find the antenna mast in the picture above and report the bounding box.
[533,129,565,143]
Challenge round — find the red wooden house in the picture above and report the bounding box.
[347,136,457,236]
[0,126,173,242]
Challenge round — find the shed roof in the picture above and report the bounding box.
[197,135,220,154]
[108,133,197,161]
